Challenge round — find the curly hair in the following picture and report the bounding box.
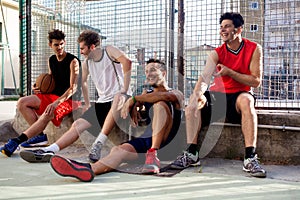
[48,29,66,43]
[77,30,101,48]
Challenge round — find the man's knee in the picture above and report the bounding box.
[17,96,27,110]
[237,93,255,112]
[17,95,40,110]
[111,143,136,157]
[71,118,91,133]
[153,101,169,113]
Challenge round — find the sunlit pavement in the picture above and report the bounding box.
[0,152,299,200]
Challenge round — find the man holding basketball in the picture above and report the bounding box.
[170,12,267,178]
[1,29,82,156]
[19,30,132,163]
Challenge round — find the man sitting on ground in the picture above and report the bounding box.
[49,58,184,182]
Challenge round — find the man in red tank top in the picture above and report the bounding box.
[171,12,266,178]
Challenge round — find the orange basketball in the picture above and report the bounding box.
[35,73,55,93]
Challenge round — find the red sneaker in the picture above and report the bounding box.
[141,148,160,174]
[50,155,95,182]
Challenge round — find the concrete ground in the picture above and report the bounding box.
[0,101,300,199]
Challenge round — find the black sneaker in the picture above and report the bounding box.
[243,155,267,178]
[20,149,54,163]
[0,138,20,157]
[20,134,48,148]
[170,151,201,169]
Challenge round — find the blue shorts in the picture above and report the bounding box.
[127,103,182,154]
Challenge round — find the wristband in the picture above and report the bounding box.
[132,96,137,104]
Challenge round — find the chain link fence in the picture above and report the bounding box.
[19,0,300,109]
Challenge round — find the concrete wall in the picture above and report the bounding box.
[9,109,300,165]
[197,110,300,165]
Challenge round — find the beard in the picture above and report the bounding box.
[150,83,158,88]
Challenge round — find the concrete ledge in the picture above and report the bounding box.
[197,110,300,165]
[8,108,300,165]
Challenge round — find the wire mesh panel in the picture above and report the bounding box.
[20,0,84,96]
[82,0,172,98]
[263,0,300,108]
[20,0,300,109]
[184,0,299,109]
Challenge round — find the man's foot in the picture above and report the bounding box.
[170,151,201,169]
[0,138,20,157]
[50,155,95,182]
[20,134,48,148]
[243,155,267,178]
[89,141,103,163]
[20,149,54,163]
[141,149,160,174]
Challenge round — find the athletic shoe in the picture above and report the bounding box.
[141,149,160,174]
[170,151,201,169]
[50,155,95,182]
[89,141,103,163]
[20,134,48,148]
[0,138,20,157]
[243,155,267,178]
[20,149,54,163]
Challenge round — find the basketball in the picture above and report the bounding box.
[35,73,55,93]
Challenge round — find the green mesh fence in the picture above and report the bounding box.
[19,0,300,109]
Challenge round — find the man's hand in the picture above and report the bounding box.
[82,104,91,113]
[121,97,134,119]
[44,101,59,116]
[214,64,232,77]
[32,83,41,94]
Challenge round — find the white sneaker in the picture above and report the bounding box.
[88,141,103,163]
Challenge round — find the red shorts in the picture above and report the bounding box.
[35,94,81,126]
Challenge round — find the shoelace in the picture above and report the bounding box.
[90,142,102,155]
[250,158,262,170]
[176,152,191,166]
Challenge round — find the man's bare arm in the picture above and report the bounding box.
[134,90,184,110]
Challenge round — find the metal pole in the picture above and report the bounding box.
[0,0,18,95]
[1,45,4,95]
[177,0,184,93]
[19,0,25,96]
[26,0,32,96]
[168,0,175,88]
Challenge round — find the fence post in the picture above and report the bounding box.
[177,0,184,93]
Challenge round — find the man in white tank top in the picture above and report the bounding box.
[19,30,133,164]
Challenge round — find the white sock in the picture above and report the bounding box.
[94,133,108,144]
[43,143,60,153]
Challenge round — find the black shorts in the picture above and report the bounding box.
[201,91,256,127]
[127,103,182,154]
[80,102,112,137]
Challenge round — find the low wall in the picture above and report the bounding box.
[197,110,300,165]
[7,109,300,165]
